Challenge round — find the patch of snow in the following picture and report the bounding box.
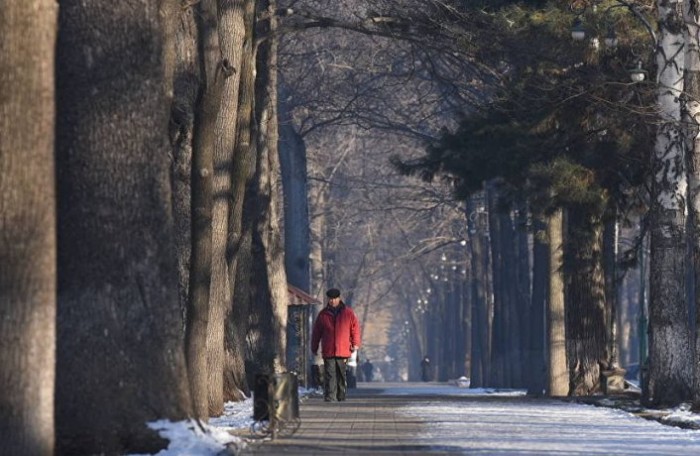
[129,419,242,456]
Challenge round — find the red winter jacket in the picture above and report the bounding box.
[311,303,361,358]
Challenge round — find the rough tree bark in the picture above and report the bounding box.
[207,0,246,417]
[0,2,57,454]
[564,206,607,396]
[224,0,257,402]
[187,0,227,420]
[547,208,568,396]
[55,1,192,453]
[683,0,700,410]
[169,4,199,324]
[251,0,289,374]
[646,0,693,407]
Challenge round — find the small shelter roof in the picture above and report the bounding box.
[287,284,321,306]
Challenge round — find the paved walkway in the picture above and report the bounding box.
[240,384,436,455]
[239,382,700,455]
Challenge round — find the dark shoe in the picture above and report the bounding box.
[337,397,346,401]
[324,397,334,402]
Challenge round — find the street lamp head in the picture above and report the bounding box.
[628,60,647,83]
[571,17,586,41]
[605,27,618,48]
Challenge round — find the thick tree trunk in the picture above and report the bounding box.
[0,2,57,454]
[206,0,246,418]
[547,208,568,396]
[187,0,226,421]
[683,0,700,410]
[249,0,288,374]
[501,208,523,387]
[55,2,192,453]
[169,7,199,322]
[645,0,693,407]
[564,206,607,396]
[224,0,257,403]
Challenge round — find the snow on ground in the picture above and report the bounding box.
[132,383,700,455]
[130,388,317,456]
[129,399,253,456]
[665,403,700,427]
[390,385,700,455]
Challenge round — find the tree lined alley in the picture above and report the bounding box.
[4,1,700,455]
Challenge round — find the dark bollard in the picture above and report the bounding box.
[253,372,300,438]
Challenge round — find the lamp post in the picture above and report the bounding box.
[569,0,657,82]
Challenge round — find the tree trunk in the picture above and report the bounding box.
[462,258,475,377]
[487,185,506,387]
[0,2,57,454]
[248,0,288,375]
[564,206,607,396]
[467,194,489,387]
[224,0,257,403]
[207,0,246,418]
[187,0,226,421]
[602,213,619,367]
[547,208,568,396]
[645,0,693,407]
[169,6,199,323]
[683,0,700,410]
[515,201,531,389]
[501,208,523,387]
[55,2,192,453]
[527,217,547,396]
[309,178,328,299]
[238,176,258,387]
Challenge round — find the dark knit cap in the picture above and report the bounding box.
[326,288,341,298]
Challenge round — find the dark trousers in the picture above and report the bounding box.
[323,357,348,401]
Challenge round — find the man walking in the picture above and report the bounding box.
[311,288,361,402]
